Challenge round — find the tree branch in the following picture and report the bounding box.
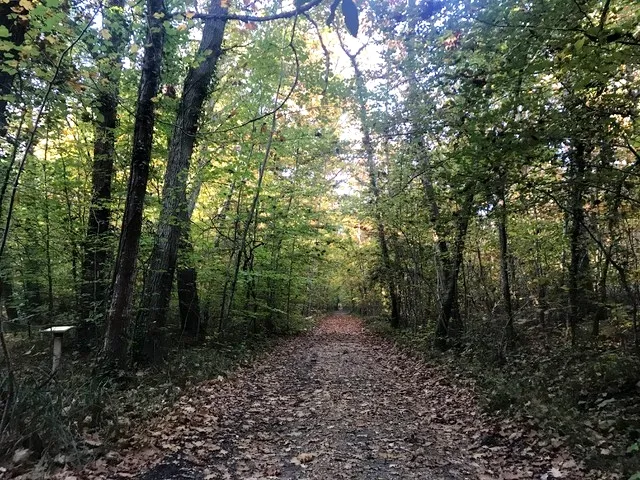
[0,12,97,262]
[213,16,301,134]
[190,0,324,23]
[303,12,330,96]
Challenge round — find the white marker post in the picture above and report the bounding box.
[41,326,75,373]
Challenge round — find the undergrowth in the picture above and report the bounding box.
[0,313,314,471]
[366,315,640,478]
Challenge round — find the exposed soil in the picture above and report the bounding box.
[62,314,610,480]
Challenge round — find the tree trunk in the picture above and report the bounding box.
[219,184,245,331]
[176,164,234,340]
[177,227,201,338]
[347,53,400,329]
[434,190,474,350]
[136,0,228,361]
[61,158,80,309]
[223,123,276,333]
[42,159,54,317]
[567,141,593,344]
[0,272,17,320]
[497,195,514,344]
[420,156,474,348]
[101,0,166,369]
[80,0,127,338]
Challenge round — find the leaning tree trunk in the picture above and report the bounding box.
[177,164,234,340]
[101,0,166,369]
[347,53,400,329]
[79,0,127,346]
[420,156,474,349]
[136,0,228,361]
[223,118,279,333]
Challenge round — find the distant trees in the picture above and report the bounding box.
[340,0,640,352]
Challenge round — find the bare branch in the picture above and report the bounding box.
[213,16,301,134]
[190,0,324,23]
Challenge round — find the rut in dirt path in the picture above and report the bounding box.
[78,314,590,480]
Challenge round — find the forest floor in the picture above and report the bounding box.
[51,314,616,480]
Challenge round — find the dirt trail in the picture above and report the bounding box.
[73,314,591,479]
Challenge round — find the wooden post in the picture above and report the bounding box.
[41,326,75,373]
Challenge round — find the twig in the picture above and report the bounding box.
[190,0,323,22]
[0,12,98,262]
[303,13,331,97]
[214,16,301,134]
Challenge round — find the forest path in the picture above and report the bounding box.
[79,314,582,479]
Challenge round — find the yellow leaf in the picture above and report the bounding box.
[18,0,34,10]
[153,11,164,19]
[176,23,187,31]
[185,10,195,19]
[99,28,111,40]
[130,44,139,54]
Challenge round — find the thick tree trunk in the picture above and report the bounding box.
[177,224,201,338]
[136,0,228,361]
[175,158,209,339]
[101,0,165,369]
[80,0,127,338]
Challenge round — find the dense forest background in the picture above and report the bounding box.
[1,0,640,476]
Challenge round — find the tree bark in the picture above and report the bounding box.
[136,0,228,361]
[346,52,400,328]
[567,141,593,344]
[497,194,514,344]
[80,0,127,336]
[434,190,474,350]
[177,225,201,338]
[101,0,165,369]
[176,163,234,340]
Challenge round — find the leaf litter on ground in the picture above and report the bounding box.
[40,314,621,479]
